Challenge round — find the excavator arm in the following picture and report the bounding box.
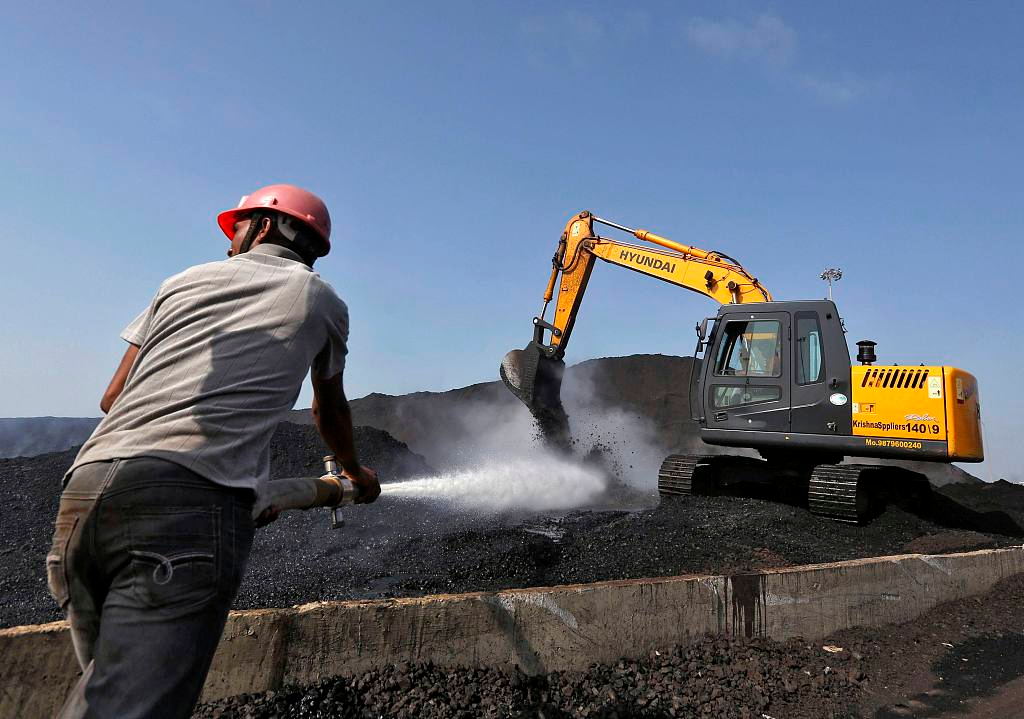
[537,211,771,358]
[500,211,772,437]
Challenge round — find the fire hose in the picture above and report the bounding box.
[251,455,366,529]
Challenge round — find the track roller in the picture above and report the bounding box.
[658,454,716,496]
[808,464,870,524]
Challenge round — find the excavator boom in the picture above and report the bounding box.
[500,211,771,433]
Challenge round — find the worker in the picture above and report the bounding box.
[45,184,380,718]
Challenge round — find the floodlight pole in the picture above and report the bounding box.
[820,268,843,301]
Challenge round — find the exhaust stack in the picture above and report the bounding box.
[856,340,877,366]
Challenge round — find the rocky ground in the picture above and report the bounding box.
[193,573,1024,718]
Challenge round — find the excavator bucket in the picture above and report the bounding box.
[500,344,571,448]
[501,345,538,406]
[500,344,562,408]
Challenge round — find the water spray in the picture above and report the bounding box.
[386,457,608,513]
[255,444,620,524]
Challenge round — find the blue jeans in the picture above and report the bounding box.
[47,458,255,719]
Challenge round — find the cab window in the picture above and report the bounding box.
[714,320,782,378]
[795,312,824,384]
[712,385,781,408]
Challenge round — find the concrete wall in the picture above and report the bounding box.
[3,546,1022,717]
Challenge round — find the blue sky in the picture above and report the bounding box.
[1,2,1021,480]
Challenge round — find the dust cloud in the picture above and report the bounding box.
[384,366,670,513]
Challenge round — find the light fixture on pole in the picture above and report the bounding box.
[820,268,842,300]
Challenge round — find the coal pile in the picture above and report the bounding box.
[5,415,1024,629]
[1,356,698,463]
[193,635,861,719]
[0,416,100,459]
[285,355,702,468]
[238,466,1024,610]
[0,423,432,628]
[6,431,1024,627]
[371,487,1022,600]
[267,421,432,480]
[931,478,1024,532]
[193,574,1024,719]
[1,445,80,627]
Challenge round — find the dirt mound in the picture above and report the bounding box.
[868,459,983,487]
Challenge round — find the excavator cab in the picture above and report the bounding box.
[694,300,852,450]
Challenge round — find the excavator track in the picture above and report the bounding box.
[658,454,716,496]
[808,465,869,524]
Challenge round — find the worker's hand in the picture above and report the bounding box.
[346,465,380,504]
[254,506,281,528]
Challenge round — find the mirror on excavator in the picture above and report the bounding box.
[499,343,571,448]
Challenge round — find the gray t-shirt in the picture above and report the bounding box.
[67,244,349,494]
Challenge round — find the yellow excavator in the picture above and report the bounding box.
[500,211,984,523]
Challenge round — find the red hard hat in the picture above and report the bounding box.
[218,184,332,254]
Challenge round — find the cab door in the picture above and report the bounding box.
[790,306,852,435]
[703,312,791,433]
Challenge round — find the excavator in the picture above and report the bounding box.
[500,211,984,523]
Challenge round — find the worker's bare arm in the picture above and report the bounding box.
[310,373,357,471]
[100,344,140,414]
[311,372,380,503]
